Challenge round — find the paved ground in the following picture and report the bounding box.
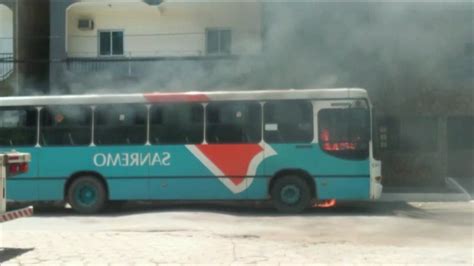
[0,201,473,265]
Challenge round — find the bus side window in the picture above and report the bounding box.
[318,108,370,160]
[94,104,147,145]
[264,101,313,143]
[206,102,261,144]
[40,106,92,146]
[150,103,203,145]
[0,108,37,147]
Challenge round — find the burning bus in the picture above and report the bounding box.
[0,88,381,213]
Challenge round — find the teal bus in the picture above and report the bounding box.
[0,88,382,213]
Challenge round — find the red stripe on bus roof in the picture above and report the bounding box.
[144,92,209,103]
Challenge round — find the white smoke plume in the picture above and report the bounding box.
[54,1,472,103]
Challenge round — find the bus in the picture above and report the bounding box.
[0,88,382,213]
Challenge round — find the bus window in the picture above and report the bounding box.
[150,103,203,144]
[264,101,313,143]
[318,108,370,160]
[40,106,92,146]
[206,102,261,144]
[94,104,147,145]
[0,108,37,147]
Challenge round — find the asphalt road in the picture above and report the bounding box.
[1,201,473,265]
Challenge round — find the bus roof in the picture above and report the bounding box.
[0,88,368,107]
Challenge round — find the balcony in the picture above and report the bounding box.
[0,52,13,81]
[0,4,13,81]
[66,1,262,58]
[58,0,262,91]
[65,54,238,79]
[67,32,208,58]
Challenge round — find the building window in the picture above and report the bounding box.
[206,29,231,55]
[206,102,261,144]
[99,31,124,56]
[264,101,313,143]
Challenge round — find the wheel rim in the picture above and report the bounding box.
[280,184,301,205]
[75,183,97,206]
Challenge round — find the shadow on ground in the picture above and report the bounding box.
[0,248,34,263]
[8,200,428,218]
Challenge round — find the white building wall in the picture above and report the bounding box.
[66,1,262,58]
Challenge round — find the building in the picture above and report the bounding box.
[51,0,263,92]
[0,0,50,94]
[1,0,263,93]
[0,0,472,191]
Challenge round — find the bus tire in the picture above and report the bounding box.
[67,176,107,214]
[271,175,311,214]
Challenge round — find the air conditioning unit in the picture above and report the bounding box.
[78,19,94,30]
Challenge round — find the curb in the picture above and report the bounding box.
[0,206,34,223]
[445,177,472,200]
[380,193,471,202]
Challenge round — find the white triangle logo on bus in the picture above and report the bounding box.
[186,143,277,194]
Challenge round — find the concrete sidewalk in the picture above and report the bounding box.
[380,177,472,202]
[2,202,472,265]
[380,192,471,202]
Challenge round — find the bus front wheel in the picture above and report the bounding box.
[67,176,107,214]
[271,175,311,213]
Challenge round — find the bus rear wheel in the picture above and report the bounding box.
[271,175,311,213]
[67,176,107,214]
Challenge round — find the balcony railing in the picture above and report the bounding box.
[65,55,238,78]
[67,32,207,58]
[0,52,14,81]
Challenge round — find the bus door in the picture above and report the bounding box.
[0,107,39,200]
[255,100,315,199]
[312,100,372,200]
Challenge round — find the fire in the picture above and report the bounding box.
[314,199,336,208]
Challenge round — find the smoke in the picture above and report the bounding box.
[260,2,472,106]
[56,1,472,108]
